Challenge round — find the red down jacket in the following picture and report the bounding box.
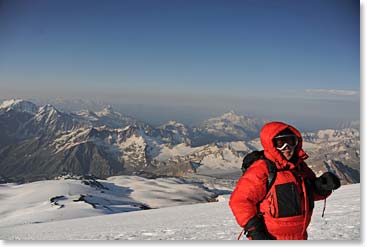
[229,122,329,240]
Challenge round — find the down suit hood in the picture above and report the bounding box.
[260,121,308,170]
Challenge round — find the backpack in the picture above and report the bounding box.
[241,150,277,192]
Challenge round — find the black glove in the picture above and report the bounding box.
[244,214,274,240]
[314,172,341,195]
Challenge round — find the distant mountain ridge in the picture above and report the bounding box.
[0,99,360,184]
[191,110,265,146]
[0,99,38,115]
[73,105,142,129]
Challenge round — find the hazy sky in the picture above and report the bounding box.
[0,0,360,130]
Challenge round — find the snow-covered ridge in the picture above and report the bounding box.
[157,120,191,145]
[19,103,85,138]
[74,104,140,129]
[75,109,100,121]
[52,125,160,165]
[96,105,115,116]
[156,143,202,161]
[201,110,262,130]
[190,110,265,146]
[0,175,216,229]
[35,104,60,123]
[303,128,359,144]
[0,99,38,115]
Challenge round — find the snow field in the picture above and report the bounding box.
[0,184,360,240]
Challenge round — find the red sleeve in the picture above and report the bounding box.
[229,160,269,227]
[302,162,331,201]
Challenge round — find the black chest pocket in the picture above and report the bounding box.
[275,182,302,217]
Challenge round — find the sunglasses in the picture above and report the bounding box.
[273,134,298,151]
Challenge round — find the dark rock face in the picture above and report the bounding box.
[0,139,126,183]
[0,110,35,148]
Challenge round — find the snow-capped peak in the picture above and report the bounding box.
[0,98,38,115]
[201,111,247,127]
[222,110,237,117]
[0,99,23,109]
[97,105,115,116]
[96,105,129,119]
[161,120,186,128]
[219,110,242,121]
[166,120,179,125]
[201,111,261,130]
[38,104,59,113]
[35,104,60,119]
[191,111,264,145]
[158,120,190,145]
[75,110,99,121]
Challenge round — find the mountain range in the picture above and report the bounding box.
[0,98,360,184]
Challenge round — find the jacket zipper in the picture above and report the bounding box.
[269,192,276,217]
[291,171,303,215]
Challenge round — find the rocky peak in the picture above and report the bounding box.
[0,99,38,115]
[121,124,145,139]
[35,104,61,122]
[202,111,260,127]
[220,110,241,121]
[97,105,116,116]
[160,120,187,130]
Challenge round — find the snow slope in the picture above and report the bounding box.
[0,184,360,240]
[0,176,215,229]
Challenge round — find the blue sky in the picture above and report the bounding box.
[0,0,360,130]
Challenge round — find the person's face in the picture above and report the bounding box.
[273,134,298,161]
[279,145,294,160]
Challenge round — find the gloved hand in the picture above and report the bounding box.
[314,172,341,195]
[244,214,274,240]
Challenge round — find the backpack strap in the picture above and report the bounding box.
[264,159,277,192]
[256,159,277,208]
